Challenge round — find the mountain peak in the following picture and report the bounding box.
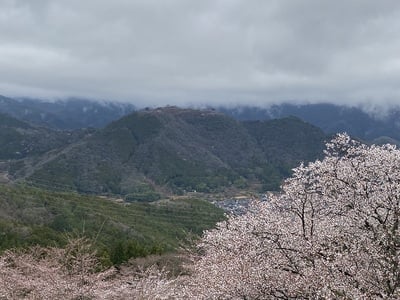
[141,106,221,117]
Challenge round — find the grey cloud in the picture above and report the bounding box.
[0,0,400,108]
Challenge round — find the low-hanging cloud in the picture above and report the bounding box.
[1,0,400,108]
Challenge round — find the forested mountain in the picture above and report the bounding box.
[7,107,327,195]
[0,95,135,129]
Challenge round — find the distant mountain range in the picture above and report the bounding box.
[218,103,400,144]
[0,95,135,129]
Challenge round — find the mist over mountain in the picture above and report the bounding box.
[218,103,400,144]
[2,95,400,145]
[0,95,135,130]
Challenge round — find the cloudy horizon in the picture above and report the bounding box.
[1,0,400,109]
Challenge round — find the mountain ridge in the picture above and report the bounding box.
[2,95,400,144]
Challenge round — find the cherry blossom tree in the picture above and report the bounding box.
[182,134,400,299]
[0,237,178,299]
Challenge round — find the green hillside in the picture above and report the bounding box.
[0,184,224,264]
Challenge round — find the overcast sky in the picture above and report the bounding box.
[1,0,400,108]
